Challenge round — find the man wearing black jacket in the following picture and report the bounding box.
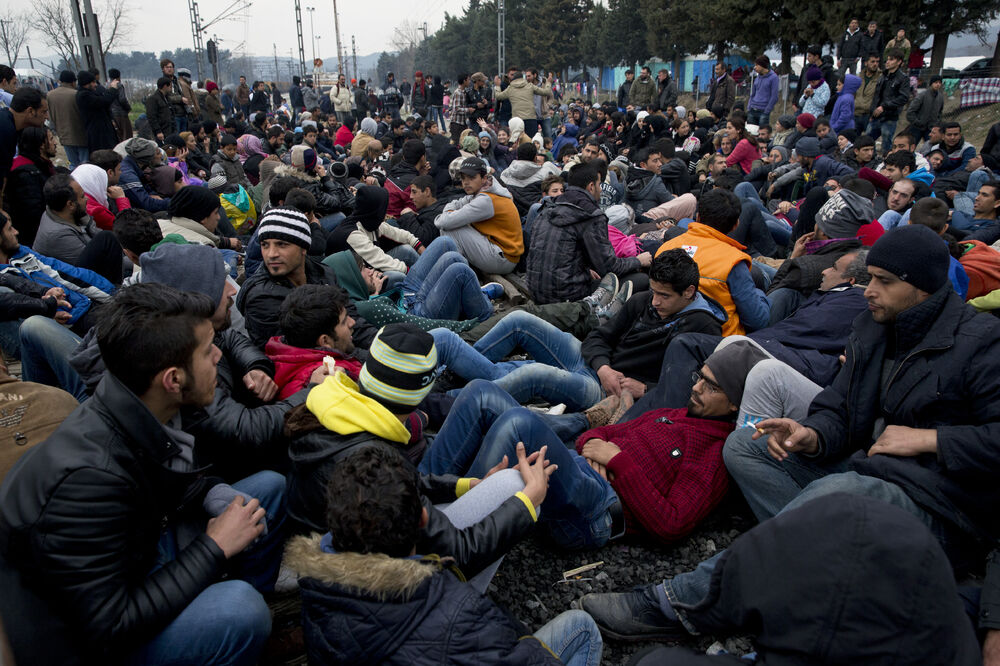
[237,207,378,349]
[579,226,1000,653]
[617,70,634,109]
[0,283,284,665]
[866,48,911,154]
[583,249,726,399]
[396,174,446,246]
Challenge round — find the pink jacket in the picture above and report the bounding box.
[608,224,639,258]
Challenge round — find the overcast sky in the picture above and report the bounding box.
[6,0,471,61]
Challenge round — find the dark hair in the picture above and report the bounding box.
[97,283,215,396]
[325,444,423,557]
[113,208,163,255]
[160,58,174,69]
[16,126,50,163]
[89,149,122,172]
[649,248,700,294]
[843,177,876,199]
[983,179,1000,198]
[807,44,823,57]
[713,175,738,191]
[279,284,348,348]
[633,147,660,167]
[253,112,267,128]
[284,188,317,216]
[157,76,172,90]
[516,142,538,162]
[410,174,434,193]
[893,133,916,148]
[557,144,578,161]
[885,47,904,61]
[0,65,14,84]
[909,197,949,233]
[108,68,121,80]
[884,150,916,173]
[567,162,601,189]
[653,137,675,159]
[43,173,77,211]
[390,117,406,130]
[220,134,237,147]
[854,135,875,149]
[942,121,962,133]
[698,188,742,233]
[754,55,770,69]
[10,87,43,113]
[269,176,302,206]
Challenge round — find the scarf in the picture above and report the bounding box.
[236,134,265,164]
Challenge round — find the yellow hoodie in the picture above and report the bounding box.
[306,371,411,444]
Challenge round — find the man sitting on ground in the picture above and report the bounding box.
[396,174,447,246]
[0,283,285,665]
[433,157,523,275]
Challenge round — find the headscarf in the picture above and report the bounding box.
[236,134,265,164]
[675,105,686,119]
[360,117,378,136]
[71,163,110,208]
[508,117,525,145]
[460,135,479,154]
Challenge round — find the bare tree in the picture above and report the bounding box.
[0,8,30,67]
[28,0,132,70]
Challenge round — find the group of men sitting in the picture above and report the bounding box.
[0,72,999,665]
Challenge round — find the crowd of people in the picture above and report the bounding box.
[0,24,999,663]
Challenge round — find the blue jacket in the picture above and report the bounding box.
[748,71,780,114]
[551,123,579,162]
[829,75,860,133]
[119,155,169,213]
[0,246,115,323]
[749,284,867,386]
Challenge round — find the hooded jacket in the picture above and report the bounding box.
[327,187,421,273]
[3,154,53,245]
[265,336,363,400]
[273,163,355,217]
[0,245,113,325]
[550,123,579,162]
[285,372,538,574]
[527,186,642,305]
[385,160,421,217]
[830,74,861,133]
[583,291,727,385]
[660,494,981,665]
[494,77,551,121]
[499,159,562,216]
[434,178,523,264]
[805,285,1000,551]
[211,148,252,190]
[624,165,673,214]
[285,536,560,665]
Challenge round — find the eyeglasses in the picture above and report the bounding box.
[691,370,723,394]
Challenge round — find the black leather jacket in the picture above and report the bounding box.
[0,373,225,660]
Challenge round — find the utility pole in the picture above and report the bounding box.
[306,7,316,62]
[273,43,280,82]
[25,44,34,69]
[294,0,306,79]
[419,22,428,41]
[187,0,206,82]
[351,34,357,82]
[497,0,505,76]
[70,0,105,77]
[330,0,344,75]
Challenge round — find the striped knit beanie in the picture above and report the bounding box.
[257,207,312,249]
[358,324,438,413]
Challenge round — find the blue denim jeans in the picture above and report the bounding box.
[661,471,935,634]
[429,105,446,131]
[534,610,603,666]
[19,316,88,401]
[431,310,604,410]
[122,470,286,665]
[766,287,804,326]
[954,168,993,219]
[865,116,898,154]
[403,239,493,322]
[64,145,90,169]
[419,381,617,549]
[746,108,768,126]
[317,212,346,233]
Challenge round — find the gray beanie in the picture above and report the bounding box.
[704,341,771,407]
[124,137,159,164]
[139,243,227,307]
[816,189,874,240]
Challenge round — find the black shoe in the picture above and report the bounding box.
[577,585,686,642]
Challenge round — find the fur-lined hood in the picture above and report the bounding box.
[284,533,443,601]
[274,162,321,183]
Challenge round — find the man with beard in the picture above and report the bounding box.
[33,174,103,266]
[0,282,285,665]
[237,207,378,348]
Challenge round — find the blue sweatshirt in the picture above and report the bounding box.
[748,71,780,114]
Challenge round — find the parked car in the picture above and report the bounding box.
[959,57,994,79]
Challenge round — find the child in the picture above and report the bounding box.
[829,74,860,134]
[284,442,603,665]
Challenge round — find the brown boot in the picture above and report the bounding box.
[584,394,621,429]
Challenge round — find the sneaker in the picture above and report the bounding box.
[274,564,300,593]
[608,390,634,425]
[584,394,621,428]
[546,403,567,415]
[583,273,620,311]
[595,280,633,324]
[577,585,686,642]
[481,282,505,300]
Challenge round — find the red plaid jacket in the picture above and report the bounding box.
[577,408,735,544]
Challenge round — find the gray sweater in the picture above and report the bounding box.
[32,208,99,266]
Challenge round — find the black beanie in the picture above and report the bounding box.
[704,341,771,407]
[168,186,221,222]
[350,185,389,232]
[77,70,96,87]
[867,225,949,294]
[59,70,76,84]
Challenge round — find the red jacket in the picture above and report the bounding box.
[265,336,363,399]
[334,125,355,148]
[576,408,734,544]
[85,192,131,231]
